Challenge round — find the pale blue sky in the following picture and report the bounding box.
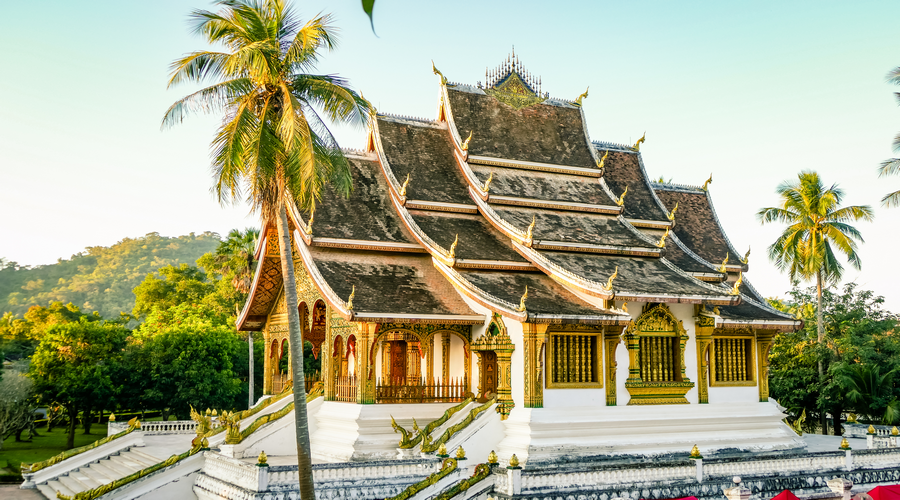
[1,1,899,309]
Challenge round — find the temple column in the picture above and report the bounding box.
[605,326,622,406]
[496,349,514,419]
[694,315,715,404]
[407,342,421,385]
[426,336,434,381]
[381,341,391,383]
[464,343,471,395]
[625,329,641,384]
[474,351,484,397]
[757,331,774,402]
[355,322,377,404]
[441,333,450,383]
[523,323,548,408]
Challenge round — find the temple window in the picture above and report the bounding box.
[711,336,755,385]
[638,334,682,382]
[546,332,601,388]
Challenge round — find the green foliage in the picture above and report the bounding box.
[0,232,220,319]
[878,67,900,208]
[132,264,214,318]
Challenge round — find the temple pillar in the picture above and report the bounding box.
[263,332,273,395]
[441,333,450,383]
[694,314,715,404]
[407,342,421,385]
[605,326,623,406]
[523,323,548,408]
[757,331,774,402]
[625,329,641,384]
[381,341,390,382]
[356,322,377,404]
[426,336,434,381]
[496,350,514,419]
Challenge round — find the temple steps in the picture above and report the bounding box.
[35,446,164,499]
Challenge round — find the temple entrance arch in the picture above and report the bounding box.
[479,351,498,401]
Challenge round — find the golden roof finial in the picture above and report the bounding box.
[482,172,493,193]
[596,150,609,171]
[575,86,589,106]
[517,286,528,313]
[431,60,447,85]
[633,132,646,151]
[455,446,466,459]
[603,266,618,292]
[462,131,473,151]
[742,247,750,265]
[718,255,729,273]
[667,202,678,221]
[690,444,702,459]
[509,454,520,468]
[525,215,536,242]
[488,450,499,465]
[399,173,410,198]
[702,173,713,191]
[616,185,628,206]
[449,234,458,259]
[305,208,314,236]
[730,272,744,295]
[258,451,268,465]
[346,285,355,311]
[840,438,851,450]
[622,302,629,313]
[656,227,670,248]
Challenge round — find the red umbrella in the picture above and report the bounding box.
[647,497,698,500]
[868,485,900,500]
[770,490,800,500]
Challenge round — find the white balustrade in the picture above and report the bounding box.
[202,452,263,491]
[141,420,199,435]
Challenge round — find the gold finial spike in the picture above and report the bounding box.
[868,424,877,434]
[667,202,678,221]
[437,443,448,457]
[212,409,218,417]
[840,438,851,450]
[206,408,211,415]
[622,301,629,313]
[482,171,493,193]
[516,286,528,313]
[346,285,355,311]
[488,450,499,465]
[718,255,729,273]
[399,173,410,198]
[616,185,628,207]
[690,444,703,459]
[455,446,466,459]
[109,413,116,422]
[462,130,473,151]
[431,60,447,85]
[702,173,713,191]
[730,272,744,295]
[525,215,536,242]
[305,209,314,235]
[742,247,751,265]
[656,227,670,248]
[509,454,520,468]
[893,426,899,436]
[575,86,589,106]
[596,150,609,171]
[449,234,458,258]
[603,266,618,292]
[633,132,646,151]
[258,451,268,465]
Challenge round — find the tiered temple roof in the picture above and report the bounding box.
[237,52,800,332]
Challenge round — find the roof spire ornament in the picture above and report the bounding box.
[667,202,678,221]
[399,173,410,198]
[431,60,447,85]
[462,131,473,151]
[346,286,355,311]
[574,87,589,106]
[482,172,494,193]
[615,185,628,206]
[305,208,314,236]
[702,174,713,191]
[596,150,609,171]
[633,132,646,151]
[449,234,459,259]
[741,247,750,265]
[656,227,670,248]
[730,272,744,295]
[718,255,729,273]
[516,286,528,312]
[524,215,536,243]
[603,266,618,292]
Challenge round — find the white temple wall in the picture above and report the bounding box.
[670,303,700,405]
[543,387,606,407]
[432,336,443,380]
[448,334,465,379]
[508,319,526,408]
[615,333,630,406]
[708,385,759,403]
[375,343,384,379]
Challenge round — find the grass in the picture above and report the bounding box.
[0,426,107,481]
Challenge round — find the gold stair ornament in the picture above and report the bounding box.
[868,424,877,434]
[690,444,703,459]
[108,413,115,422]
[437,443,449,457]
[893,426,899,436]
[488,450,499,465]
[840,438,851,450]
[455,446,466,460]
[258,451,268,466]
[508,454,520,468]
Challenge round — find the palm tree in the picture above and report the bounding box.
[758,170,873,434]
[215,228,260,294]
[162,2,369,497]
[879,67,900,207]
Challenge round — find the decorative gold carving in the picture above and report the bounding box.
[461,131,473,151]
[455,446,466,459]
[656,227,669,248]
[399,173,410,198]
[624,303,694,405]
[305,209,314,236]
[449,234,458,259]
[524,215,536,243]
[346,286,355,311]
[484,71,546,110]
[472,314,515,418]
[695,317,714,404]
[702,174,713,191]
[488,450,498,465]
[757,335,772,401]
[574,86,589,106]
[718,255,729,273]
[633,132,646,151]
[730,272,744,295]
[616,185,628,206]
[523,323,548,407]
[668,202,678,221]
[596,150,609,171]
[605,328,621,406]
[432,60,447,85]
[742,247,751,265]
[603,266,618,292]
[258,451,268,466]
[482,172,493,193]
[690,445,703,459]
[516,286,528,313]
[508,454,520,468]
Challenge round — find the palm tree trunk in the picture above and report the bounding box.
[817,268,827,435]
[275,205,316,500]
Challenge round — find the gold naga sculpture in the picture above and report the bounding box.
[633,132,646,151]
[730,272,744,295]
[742,247,751,264]
[449,234,459,258]
[615,185,628,206]
[399,173,410,198]
[718,255,729,273]
[702,174,713,191]
[346,286,355,311]
[574,86,589,106]
[516,286,528,312]
[432,60,447,85]
[524,215,536,242]
[305,209,314,235]
[482,172,493,193]
[461,131,473,151]
[667,202,678,221]
[603,266,618,292]
[656,227,670,248]
[596,150,609,171]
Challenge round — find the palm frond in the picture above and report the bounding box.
[882,190,900,208]
[161,78,253,129]
[879,158,900,177]
[827,205,874,224]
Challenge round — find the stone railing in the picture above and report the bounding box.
[520,464,695,491]
[845,422,894,438]
[203,451,263,491]
[853,448,900,466]
[141,420,198,435]
[703,453,847,478]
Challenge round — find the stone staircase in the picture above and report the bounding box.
[36,447,162,499]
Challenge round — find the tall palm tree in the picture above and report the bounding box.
[879,67,900,207]
[162,2,369,497]
[758,170,873,434]
[215,228,260,294]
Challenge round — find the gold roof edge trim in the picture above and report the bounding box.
[311,238,427,253]
[488,195,622,215]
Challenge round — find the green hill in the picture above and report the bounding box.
[0,232,221,319]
